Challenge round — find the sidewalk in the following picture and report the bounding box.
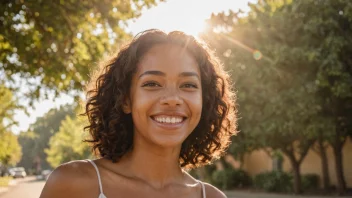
[0,188,8,195]
[0,176,35,195]
[224,191,352,198]
[0,179,15,195]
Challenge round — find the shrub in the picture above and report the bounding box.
[302,174,319,191]
[0,176,12,187]
[254,171,293,193]
[187,164,217,183]
[211,168,252,190]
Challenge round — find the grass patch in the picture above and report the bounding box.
[0,177,12,187]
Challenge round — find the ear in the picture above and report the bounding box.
[122,98,131,114]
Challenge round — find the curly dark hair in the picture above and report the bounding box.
[83,29,237,169]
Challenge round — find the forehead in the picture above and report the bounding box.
[137,44,200,74]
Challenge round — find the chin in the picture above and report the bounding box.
[134,126,193,149]
[150,135,187,148]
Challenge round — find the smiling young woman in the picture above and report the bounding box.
[40,29,237,198]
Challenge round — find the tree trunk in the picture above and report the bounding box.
[284,149,302,194]
[333,140,346,195]
[282,141,313,194]
[291,160,302,194]
[317,138,330,190]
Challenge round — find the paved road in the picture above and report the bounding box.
[1,178,351,198]
[0,177,45,198]
[225,191,352,198]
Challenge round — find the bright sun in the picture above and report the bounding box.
[127,0,244,39]
[180,20,207,38]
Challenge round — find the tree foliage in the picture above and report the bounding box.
[46,115,91,168]
[0,85,22,170]
[0,84,20,131]
[0,0,160,99]
[0,131,22,167]
[203,0,352,194]
[18,104,75,172]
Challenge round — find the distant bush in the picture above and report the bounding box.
[254,171,292,193]
[0,176,12,187]
[302,174,319,191]
[211,168,252,190]
[187,164,217,183]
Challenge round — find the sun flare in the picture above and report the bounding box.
[127,0,250,39]
[180,20,207,38]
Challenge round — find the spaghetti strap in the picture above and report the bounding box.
[198,180,206,198]
[87,159,107,198]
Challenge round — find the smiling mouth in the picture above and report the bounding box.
[151,115,187,124]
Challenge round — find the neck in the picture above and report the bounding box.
[119,135,184,189]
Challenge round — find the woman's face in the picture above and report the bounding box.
[126,44,202,148]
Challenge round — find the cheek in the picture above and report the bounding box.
[188,93,203,119]
[131,90,158,116]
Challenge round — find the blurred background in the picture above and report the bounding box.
[0,0,351,197]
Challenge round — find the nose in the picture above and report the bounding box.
[160,88,183,106]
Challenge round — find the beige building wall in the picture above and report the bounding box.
[242,150,272,176]
[241,138,352,188]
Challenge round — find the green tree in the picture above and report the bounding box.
[0,84,20,131]
[204,0,352,194]
[304,0,352,193]
[18,104,75,172]
[17,130,37,174]
[0,85,22,175]
[203,15,316,197]
[1,0,160,99]
[46,115,91,168]
[0,131,22,168]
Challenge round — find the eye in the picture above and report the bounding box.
[181,83,198,89]
[141,81,161,87]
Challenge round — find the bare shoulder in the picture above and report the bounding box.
[40,160,97,198]
[203,182,227,198]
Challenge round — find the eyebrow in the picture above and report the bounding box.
[138,70,200,80]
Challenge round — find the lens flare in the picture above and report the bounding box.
[253,50,262,60]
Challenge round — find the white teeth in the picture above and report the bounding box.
[153,116,183,124]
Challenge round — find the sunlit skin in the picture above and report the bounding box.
[39,44,226,198]
[126,44,202,149]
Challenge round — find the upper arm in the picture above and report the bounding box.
[40,161,94,198]
[204,182,227,198]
